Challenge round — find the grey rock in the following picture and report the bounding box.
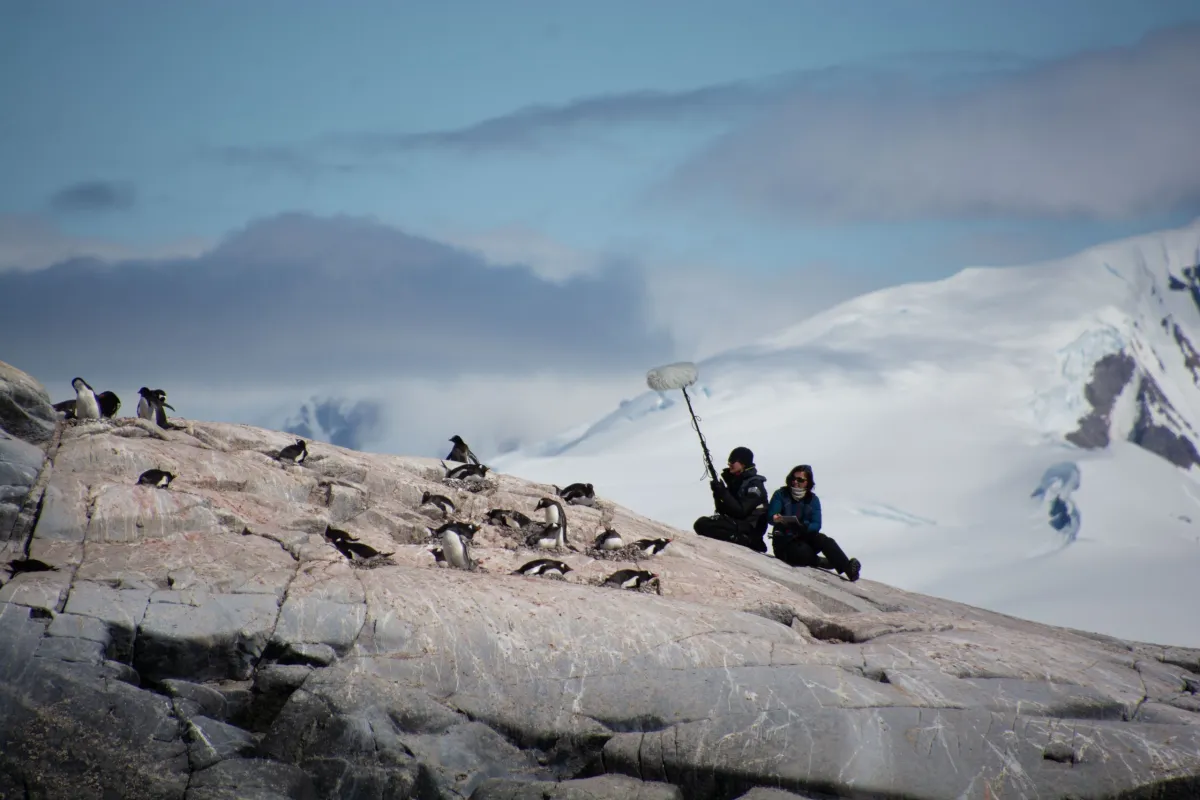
[161,678,230,720]
[187,758,318,800]
[272,595,366,655]
[62,582,153,661]
[185,715,259,770]
[137,592,281,681]
[472,774,685,799]
[0,602,189,800]
[35,634,107,664]
[0,359,1197,800]
[0,358,57,445]
[46,611,113,644]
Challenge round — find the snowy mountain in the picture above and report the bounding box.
[495,219,1200,648]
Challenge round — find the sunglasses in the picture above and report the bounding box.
[789,475,809,485]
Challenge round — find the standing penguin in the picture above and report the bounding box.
[533,497,570,546]
[446,435,482,465]
[137,387,174,428]
[439,526,475,570]
[71,378,101,420]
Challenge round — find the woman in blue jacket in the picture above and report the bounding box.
[767,464,861,582]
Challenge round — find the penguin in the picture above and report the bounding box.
[323,525,393,562]
[555,482,596,506]
[323,525,359,543]
[428,520,480,541]
[485,508,533,529]
[525,522,565,550]
[631,538,672,556]
[438,526,474,570]
[96,391,121,419]
[137,387,174,428]
[420,492,456,516]
[532,497,570,549]
[446,435,482,465]
[512,558,572,578]
[593,527,624,551]
[442,461,488,480]
[428,546,447,566]
[277,439,308,464]
[602,569,659,590]
[71,378,101,420]
[52,398,77,419]
[136,469,175,488]
[6,558,58,576]
[534,496,565,526]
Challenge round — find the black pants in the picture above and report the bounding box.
[773,531,851,573]
[693,514,767,553]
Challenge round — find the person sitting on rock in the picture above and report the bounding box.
[693,446,769,553]
[768,464,861,582]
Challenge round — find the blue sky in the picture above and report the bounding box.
[2,0,1200,457]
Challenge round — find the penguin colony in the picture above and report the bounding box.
[41,386,675,594]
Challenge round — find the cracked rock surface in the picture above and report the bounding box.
[1,360,1199,800]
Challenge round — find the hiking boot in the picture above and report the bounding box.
[844,558,861,582]
[743,535,768,553]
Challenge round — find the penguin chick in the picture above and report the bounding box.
[136,469,175,488]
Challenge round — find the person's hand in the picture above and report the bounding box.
[709,479,723,493]
[772,514,781,523]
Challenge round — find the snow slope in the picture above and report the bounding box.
[495,219,1200,648]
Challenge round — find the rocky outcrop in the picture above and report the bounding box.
[2,360,1199,800]
[1064,351,1136,450]
[1065,347,1200,470]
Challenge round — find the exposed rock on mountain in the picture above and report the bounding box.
[2,360,1198,800]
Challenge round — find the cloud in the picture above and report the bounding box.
[206,144,360,180]
[204,51,1035,176]
[335,82,770,155]
[48,180,136,213]
[0,213,674,390]
[0,214,209,272]
[657,24,1200,223]
[283,397,383,451]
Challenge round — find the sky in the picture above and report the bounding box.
[3,0,1200,459]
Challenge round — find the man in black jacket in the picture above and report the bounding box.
[693,446,769,553]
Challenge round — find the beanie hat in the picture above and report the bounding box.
[728,446,754,466]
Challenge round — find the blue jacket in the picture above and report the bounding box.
[767,487,822,536]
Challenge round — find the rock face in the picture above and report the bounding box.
[2,360,1199,800]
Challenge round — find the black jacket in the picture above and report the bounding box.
[712,466,768,533]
